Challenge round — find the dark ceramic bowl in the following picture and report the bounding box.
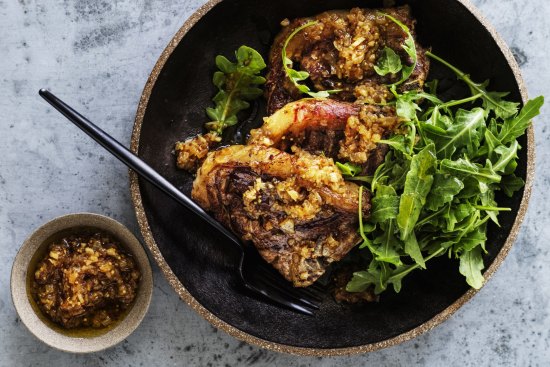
[129,0,533,355]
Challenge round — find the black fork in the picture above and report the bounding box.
[39,89,323,315]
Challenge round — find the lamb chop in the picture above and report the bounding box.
[265,6,429,114]
[192,144,370,287]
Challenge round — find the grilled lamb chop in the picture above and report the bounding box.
[192,144,370,287]
[265,6,429,114]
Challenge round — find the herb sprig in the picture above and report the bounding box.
[346,53,543,295]
[205,45,266,135]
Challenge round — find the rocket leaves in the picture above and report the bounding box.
[374,47,402,76]
[375,12,418,87]
[459,246,485,289]
[347,53,543,295]
[336,162,363,177]
[396,144,436,240]
[497,96,544,144]
[425,174,464,211]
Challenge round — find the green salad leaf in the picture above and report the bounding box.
[374,47,402,76]
[496,96,544,144]
[205,45,266,134]
[370,184,399,223]
[375,12,418,87]
[347,52,544,295]
[459,246,485,289]
[336,162,363,177]
[396,143,436,241]
[425,174,464,211]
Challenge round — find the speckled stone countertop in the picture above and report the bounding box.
[1,0,548,366]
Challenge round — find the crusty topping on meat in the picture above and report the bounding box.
[339,104,400,164]
[175,132,221,171]
[354,80,394,105]
[330,8,383,81]
[293,147,348,193]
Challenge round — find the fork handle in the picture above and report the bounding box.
[39,89,243,249]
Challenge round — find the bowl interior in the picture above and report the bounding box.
[11,214,153,353]
[134,0,526,350]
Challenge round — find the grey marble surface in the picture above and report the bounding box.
[1,0,548,366]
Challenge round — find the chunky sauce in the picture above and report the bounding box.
[31,232,140,329]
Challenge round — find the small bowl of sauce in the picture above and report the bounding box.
[11,213,153,353]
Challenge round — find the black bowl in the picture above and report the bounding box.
[130,0,533,355]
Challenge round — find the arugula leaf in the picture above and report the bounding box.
[422,107,486,159]
[336,162,362,177]
[346,270,377,293]
[480,189,500,225]
[379,12,418,86]
[404,231,425,268]
[497,96,544,144]
[444,202,475,231]
[501,174,525,197]
[372,220,403,265]
[374,47,403,76]
[425,174,464,211]
[206,46,266,134]
[281,21,341,98]
[426,51,519,119]
[459,246,485,289]
[396,144,437,240]
[457,226,487,253]
[479,128,500,158]
[378,135,407,154]
[440,158,501,186]
[369,261,391,294]
[370,185,399,223]
[395,91,421,121]
[492,140,519,173]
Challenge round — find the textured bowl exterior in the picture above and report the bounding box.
[10,213,153,353]
[129,0,533,356]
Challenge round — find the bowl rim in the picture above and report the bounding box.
[10,212,154,354]
[129,0,534,356]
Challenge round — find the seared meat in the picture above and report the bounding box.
[248,98,399,171]
[192,145,370,287]
[249,99,361,149]
[265,6,429,114]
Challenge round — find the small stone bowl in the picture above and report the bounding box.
[11,213,153,353]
